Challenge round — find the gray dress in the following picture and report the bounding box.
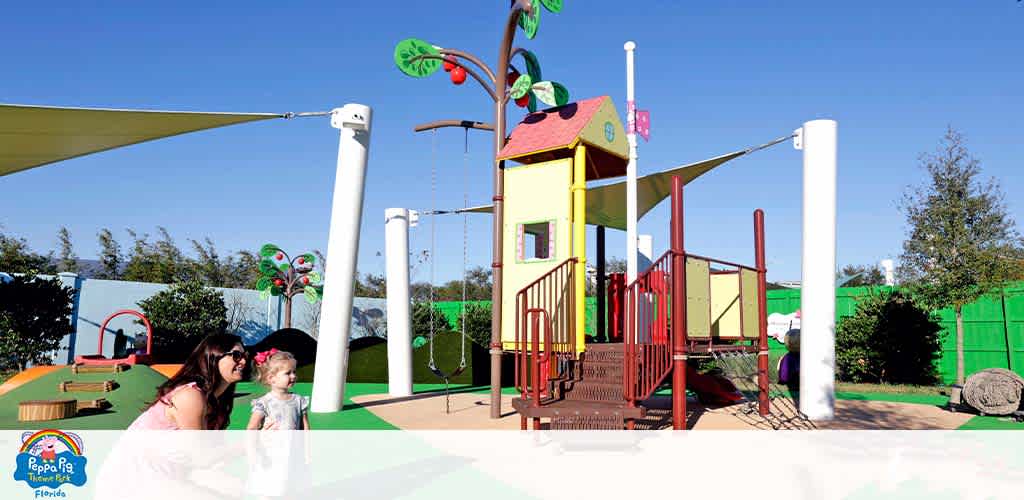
[251,393,309,430]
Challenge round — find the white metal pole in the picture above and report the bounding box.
[384,208,414,398]
[624,41,638,284]
[797,119,837,420]
[311,104,373,413]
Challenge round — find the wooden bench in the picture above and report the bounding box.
[59,380,117,392]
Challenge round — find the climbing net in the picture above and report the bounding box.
[709,350,816,430]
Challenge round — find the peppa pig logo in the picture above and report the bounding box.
[13,429,87,492]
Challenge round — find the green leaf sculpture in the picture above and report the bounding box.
[394,38,442,78]
[510,74,533,99]
[540,0,562,13]
[531,81,570,107]
[259,260,279,277]
[259,244,281,257]
[304,286,320,304]
[278,263,290,273]
[256,276,273,291]
[300,253,316,265]
[270,286,282,297]
[521,50,543,83]
[306,271,323,285]
[518,0,540,40]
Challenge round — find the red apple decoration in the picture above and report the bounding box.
[275,252,283,261]
[302,276,310,285]
[273,278,284,287]
[297,257,305,265]
[515,94,530,107]
[506,69,520,88]
[443,55,457,72]
[450,66,467,85]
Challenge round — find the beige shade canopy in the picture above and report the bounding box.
[456,134,790,231]
[0,103,284,177]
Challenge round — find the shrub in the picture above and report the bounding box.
[138,279,227,362]
[0,273,74,370]
[836,290,943,385]
[456,303,492,348]
[411,302,452,340]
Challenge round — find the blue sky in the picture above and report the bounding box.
[1,1,1022,284]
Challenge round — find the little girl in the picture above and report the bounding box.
[246,349,311,498]
[247,348,310,431]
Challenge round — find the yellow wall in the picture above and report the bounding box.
[710,273,741,338]
[501,158,573,349]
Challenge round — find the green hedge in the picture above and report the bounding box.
[296,331,487,385]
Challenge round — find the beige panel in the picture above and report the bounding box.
[501,158,573,349]
[710,273,741,339]
[685,258,711,338]
[577,99,628,160]
[740,268,761,339]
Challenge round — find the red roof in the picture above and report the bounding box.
[497,96,608,161]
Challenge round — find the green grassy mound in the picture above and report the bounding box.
[0,365,168,430]
[296,332,488,385]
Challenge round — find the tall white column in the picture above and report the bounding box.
[311,104,373,413]
[797,119,837,420]
[881,259,895,286]
[624,41,638,284]
[384,208,414,398]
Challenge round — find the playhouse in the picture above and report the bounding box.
[487,96,772,430]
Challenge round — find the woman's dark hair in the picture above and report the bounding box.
[149,333,245,430]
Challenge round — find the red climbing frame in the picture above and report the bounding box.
[74,309,153,365]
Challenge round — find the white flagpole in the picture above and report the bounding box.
[625,41,638,284]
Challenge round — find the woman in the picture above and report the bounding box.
[129,333,248,430]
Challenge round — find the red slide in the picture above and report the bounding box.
[686,365,744,406]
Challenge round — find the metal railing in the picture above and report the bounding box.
[514,258,577,406]
[624,251,675,404]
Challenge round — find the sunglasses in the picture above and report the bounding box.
[219,350,247,363]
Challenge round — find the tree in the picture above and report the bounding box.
[0,227,55,274]
[606,257,627,274]
[0,273,75,370]
[96,228,123,280]
[253,244,323,330]
[411,302,452,341]
[354,273,386,298]
[123,227,188,284]
[899,128,1023,384]
[137,279,228,362]
[837,264,886,287]
[836,290,943,385]
[57,227,78,273]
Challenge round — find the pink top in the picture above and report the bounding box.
[128,382,201,430]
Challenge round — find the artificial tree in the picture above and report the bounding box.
[393,0,569,418]
[255,243,323,330]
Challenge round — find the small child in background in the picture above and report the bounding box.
[246,349,311,499]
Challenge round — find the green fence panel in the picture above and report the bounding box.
[433,281,1024,383]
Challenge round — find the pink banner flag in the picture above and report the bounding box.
[635,110,651,141]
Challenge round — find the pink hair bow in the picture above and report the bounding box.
[254,348,279,366]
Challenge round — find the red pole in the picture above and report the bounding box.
[754,209,770,416]
[671,176,687,430]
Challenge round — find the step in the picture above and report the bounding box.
[583,350,624,363]
[551,414,625,430]
[580,361,625,382]
[71,363,129,374]
[76,398,111,411]
[59,380,117,392]
[563,381,625,402]
[511,397,645,420]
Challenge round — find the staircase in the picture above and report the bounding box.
[512,343,645,430]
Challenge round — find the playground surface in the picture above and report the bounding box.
[0,365,1013,430]
[348,390,974,430]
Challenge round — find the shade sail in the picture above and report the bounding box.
[0,104,284,177]
[451,135,791,230]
